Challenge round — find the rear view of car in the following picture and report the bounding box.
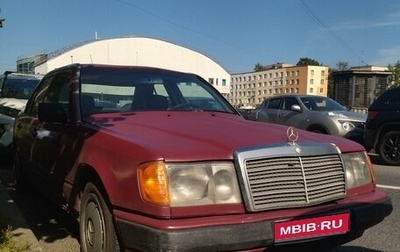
[364,87,400,165]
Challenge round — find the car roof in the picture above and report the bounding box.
[46,63,199,77]
[264,94,327,99]
[2,72,42,80]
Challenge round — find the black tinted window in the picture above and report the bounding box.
[283,97,299,110]
[1,76,40,99]
[266,98,281,109]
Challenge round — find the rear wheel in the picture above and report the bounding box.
[377,131,400,166]
[80,182,120,252]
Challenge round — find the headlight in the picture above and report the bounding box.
[339,121,356,131]
[138,161,242,206]
[342,152,375,189]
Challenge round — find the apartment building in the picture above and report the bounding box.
[229,63,329,108]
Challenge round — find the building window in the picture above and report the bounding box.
[310,79,314,84]
[320,88,324,93]
[311,70,314,76]
[209,78,214,84]
[321,70,325,76]
[320,79,324,85]
[222,79,226,86]
[310,88,314,93]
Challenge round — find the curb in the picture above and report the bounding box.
[0,179,43,251]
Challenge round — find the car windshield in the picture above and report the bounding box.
[300,96,347,111]
[2,76,41,99]
[80,66,235,115]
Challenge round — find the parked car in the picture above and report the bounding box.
[13,64,392,252]
[247,94,367,142]
[364,86,400,166]
[0,71,41,158]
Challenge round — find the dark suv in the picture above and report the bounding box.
[364,87,400,165]
[0,71,42,159]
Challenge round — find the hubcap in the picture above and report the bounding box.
[84,199,104,251]
[384,134,400,161]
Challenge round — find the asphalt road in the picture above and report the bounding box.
[0,153,398,252]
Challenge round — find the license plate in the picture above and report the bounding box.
[274,212,350,243]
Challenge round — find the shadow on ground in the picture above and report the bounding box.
[0,163,80,251]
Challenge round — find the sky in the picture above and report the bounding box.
[1,0,400,74]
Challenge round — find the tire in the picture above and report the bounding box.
[80,182,120,252]
[377,131,400,166]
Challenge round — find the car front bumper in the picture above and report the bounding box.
[115,192,392,252]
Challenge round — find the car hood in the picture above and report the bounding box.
[0,98,28,111]
[85,112,364,161]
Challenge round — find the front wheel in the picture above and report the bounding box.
[377,131,400,166]
[80,182,120,252]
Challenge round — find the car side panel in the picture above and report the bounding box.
[276,109,307,128]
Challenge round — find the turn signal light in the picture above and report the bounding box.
[138,161,170,206]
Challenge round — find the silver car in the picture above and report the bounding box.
[248,94,367,142]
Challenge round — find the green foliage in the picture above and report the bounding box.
[254,63,267,71]
[296,57,321,66]
[335,61,349,71]
[0,216,30,252]
[388,61,400,87]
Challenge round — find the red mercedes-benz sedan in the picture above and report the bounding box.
[13,64,392,252]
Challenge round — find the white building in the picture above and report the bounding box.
[33,36,231,95]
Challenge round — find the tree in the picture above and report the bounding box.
[388,61,400,87]
[335,61,349,71]
[296,57,321,66]
[254,63,266,72]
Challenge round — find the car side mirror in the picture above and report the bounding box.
[291,104,302,112]
[38,103,68,123]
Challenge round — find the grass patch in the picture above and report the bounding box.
[0,212,30,252]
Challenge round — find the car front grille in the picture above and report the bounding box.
[235,143,346,212]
